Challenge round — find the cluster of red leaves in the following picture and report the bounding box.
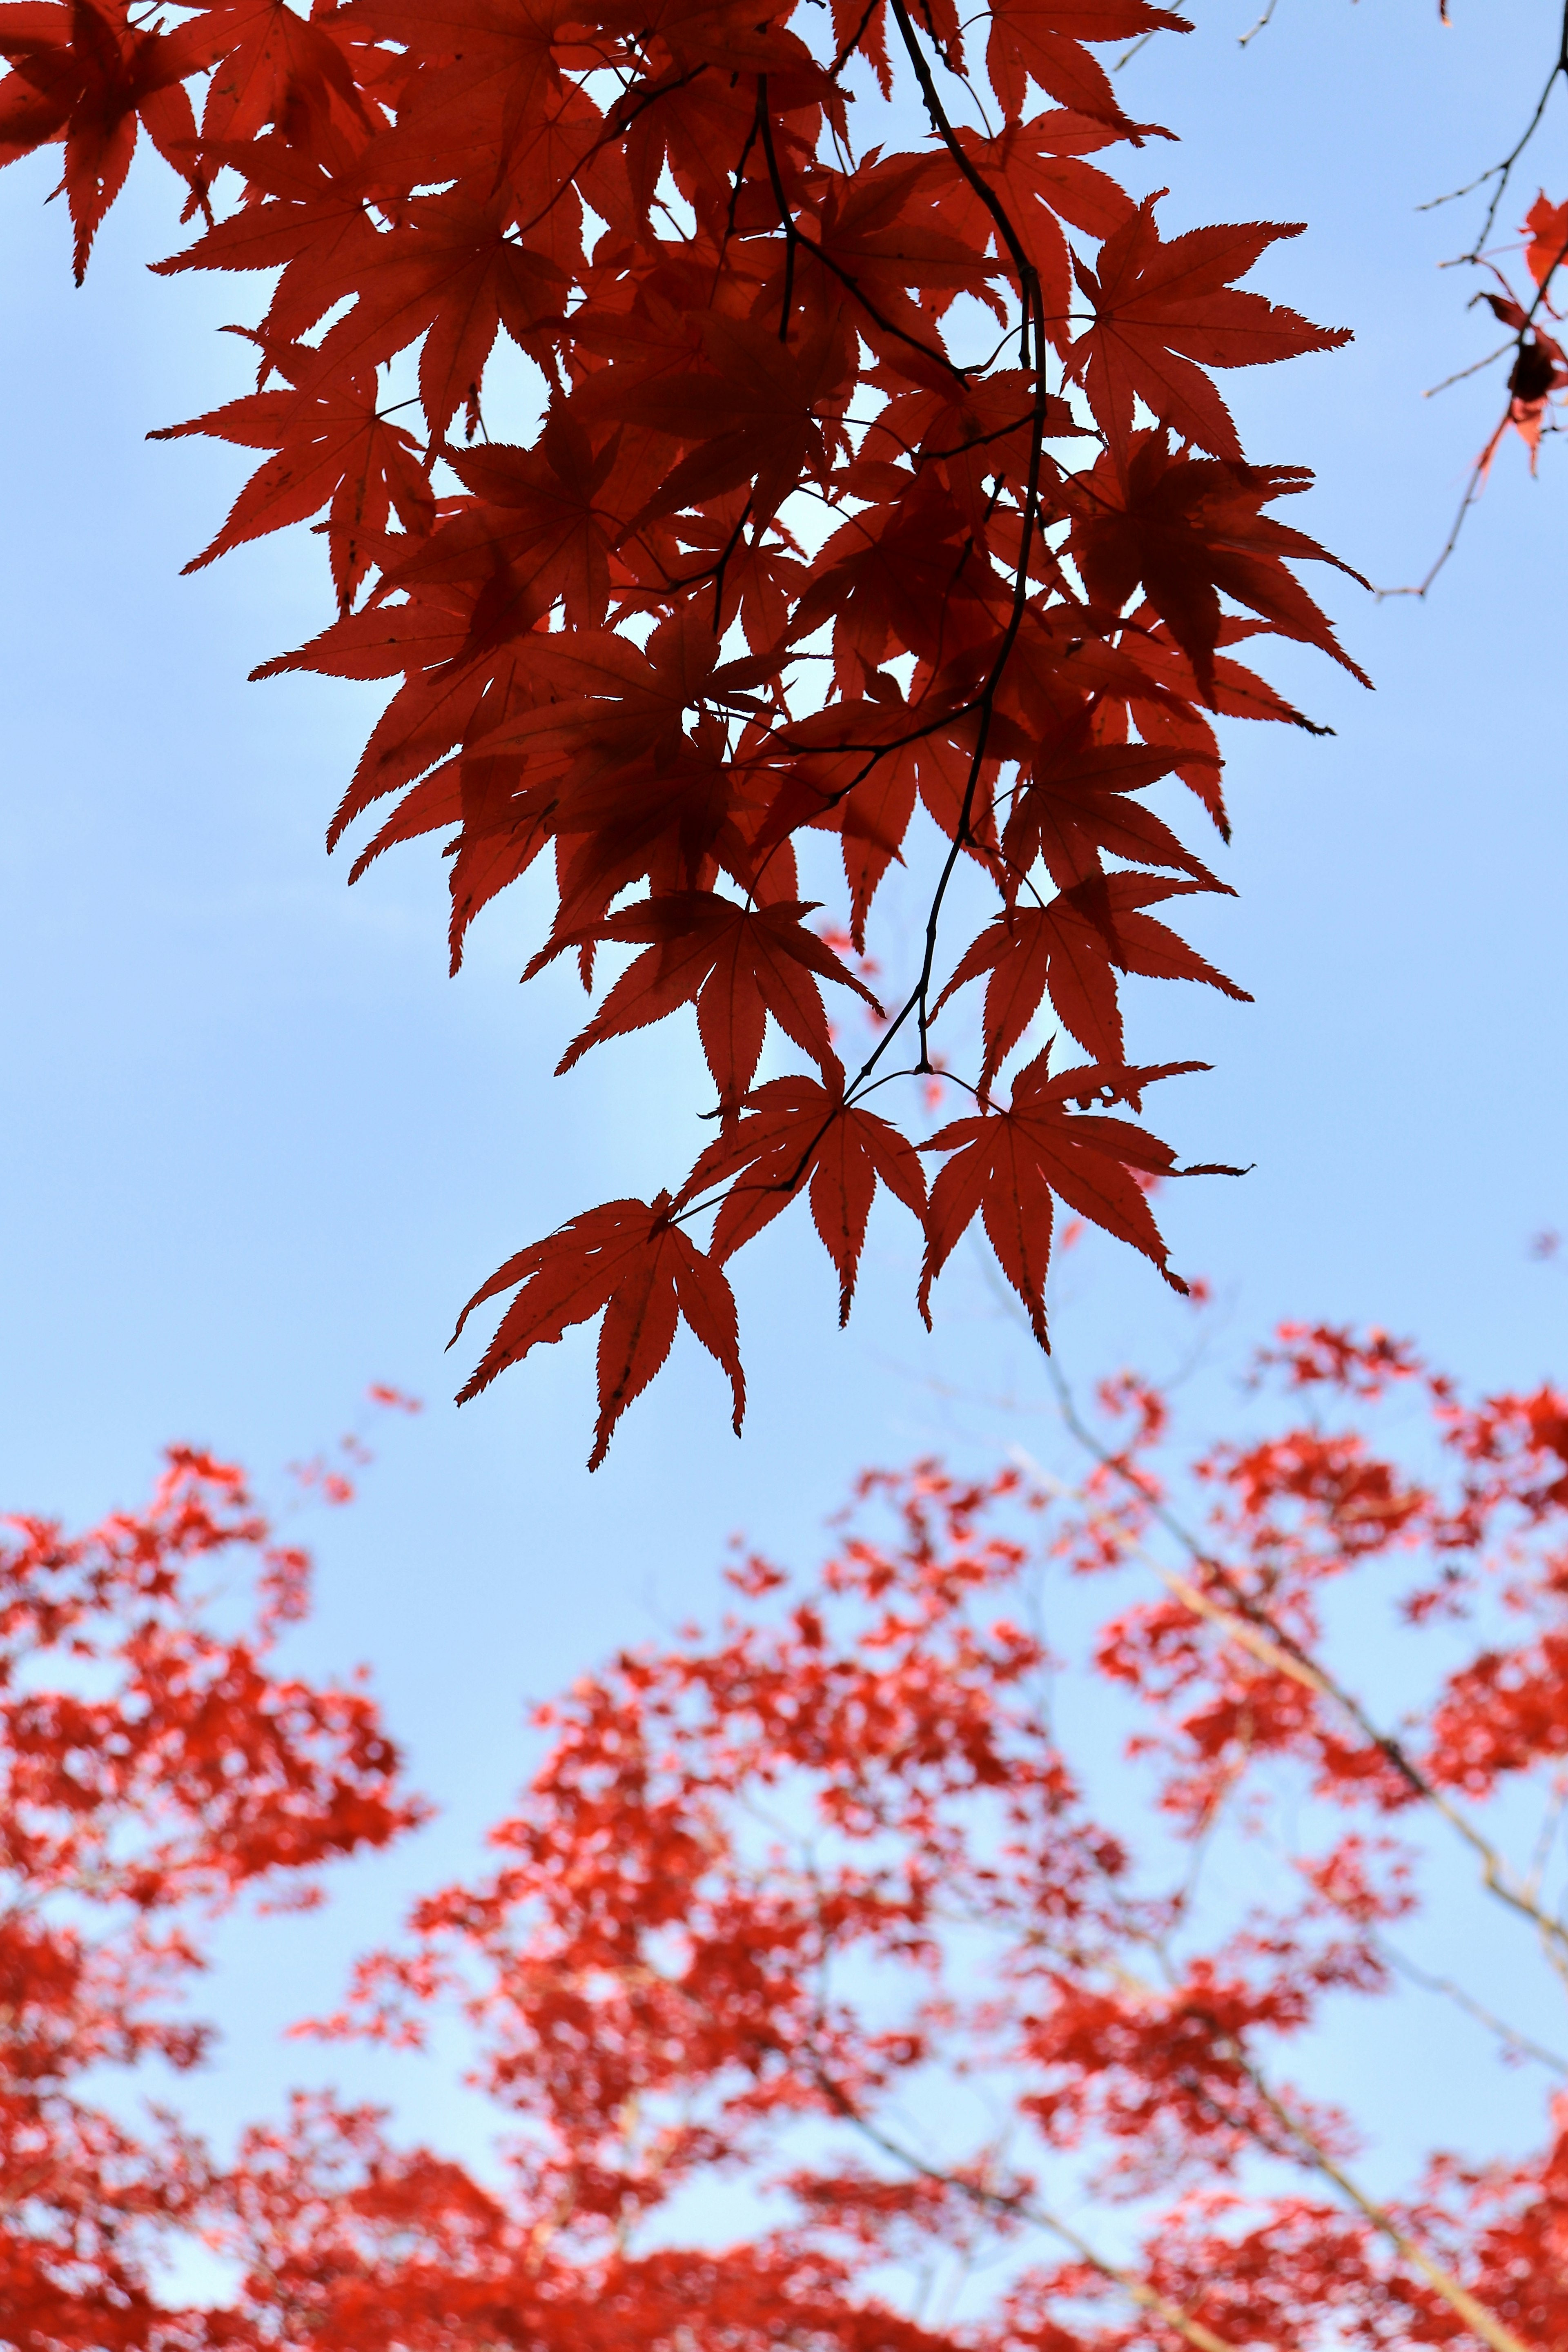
[17,1326,1567,2348]
[279,1331,1568,2352]
[0,1440,423,2351]
[1474,192,1568,476]
[0,0,1365,1460]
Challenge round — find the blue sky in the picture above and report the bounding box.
[2,0,1566,2217]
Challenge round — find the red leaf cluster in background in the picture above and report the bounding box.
[1475,194,1568,478]
[0,0,1368,1459]
[13,1330,1568,2349]
[0,1437,423,2349]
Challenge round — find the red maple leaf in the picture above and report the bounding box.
[1067,429,1370,702]
[152,132,382,333]
[389,408,633,633]
[1067,197,1350,470]
[682,1073,927,1319]
[984,0,1189,127]
[920,1047,1206,1339]
[0,0,208,277]
[334,0,586,187]
[1523,189,1568,297]
[194,0,374,149]
[452,1193,744,1465]
[575,313,855,532]
[1001,724,1217,895]
[940,116,1140,333]
[152,336,434,608]
[935,874,1247,1080]
[526,890,881,1108]
[1478,286,1568,474]
[312,189,566,437]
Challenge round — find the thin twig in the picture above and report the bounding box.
[1373,451,1488,600]
[1375,1939,1568,2076]
[1236,0,1279,49]
[808,2062,1243,2352]
[1196,2026,1538,2352]
[1420,0,1568,256]
[1423,339,1514,398]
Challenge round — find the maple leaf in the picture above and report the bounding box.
[830,0,891,88]
[865,363,1080,534]
[793,152,1002,359]
[334,0,581,184]
[257,570,556,886]
[1523,189,1568,297]
[151,133,381,335]
[790,474,1008,693]
[679,1074,927,1320]
[933,118,1138,332]
[604,0,821,74]
[1002,726,1221,895]
[1067,429,1370,703]
[919,1047,1205,1340]
[313,190,567,438]
[575,312,855,532]
[461,604,723,788]
[392,407,631,633]
[1477,287,1568,474]
[0,0,208,277]
[1067,197,1351,470]
[451,1194,744,1465]
[193,0,374,150]
[984,0,1189,127]
[836,740,921,946]
[775,677,1004,936]
[414,608,781,940]
[152,338,434,608]
[526,891,880,1109]
[1120,610,1335,739]
[935,874,1247,1078]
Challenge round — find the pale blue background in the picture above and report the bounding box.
[2,0,1566,2230]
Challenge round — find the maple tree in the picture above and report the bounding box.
[13,1319,1568,2350]
[0,0,1383,1462]
[0,1415,423,2350]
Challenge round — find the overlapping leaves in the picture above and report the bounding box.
[0,0,1362,1458]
